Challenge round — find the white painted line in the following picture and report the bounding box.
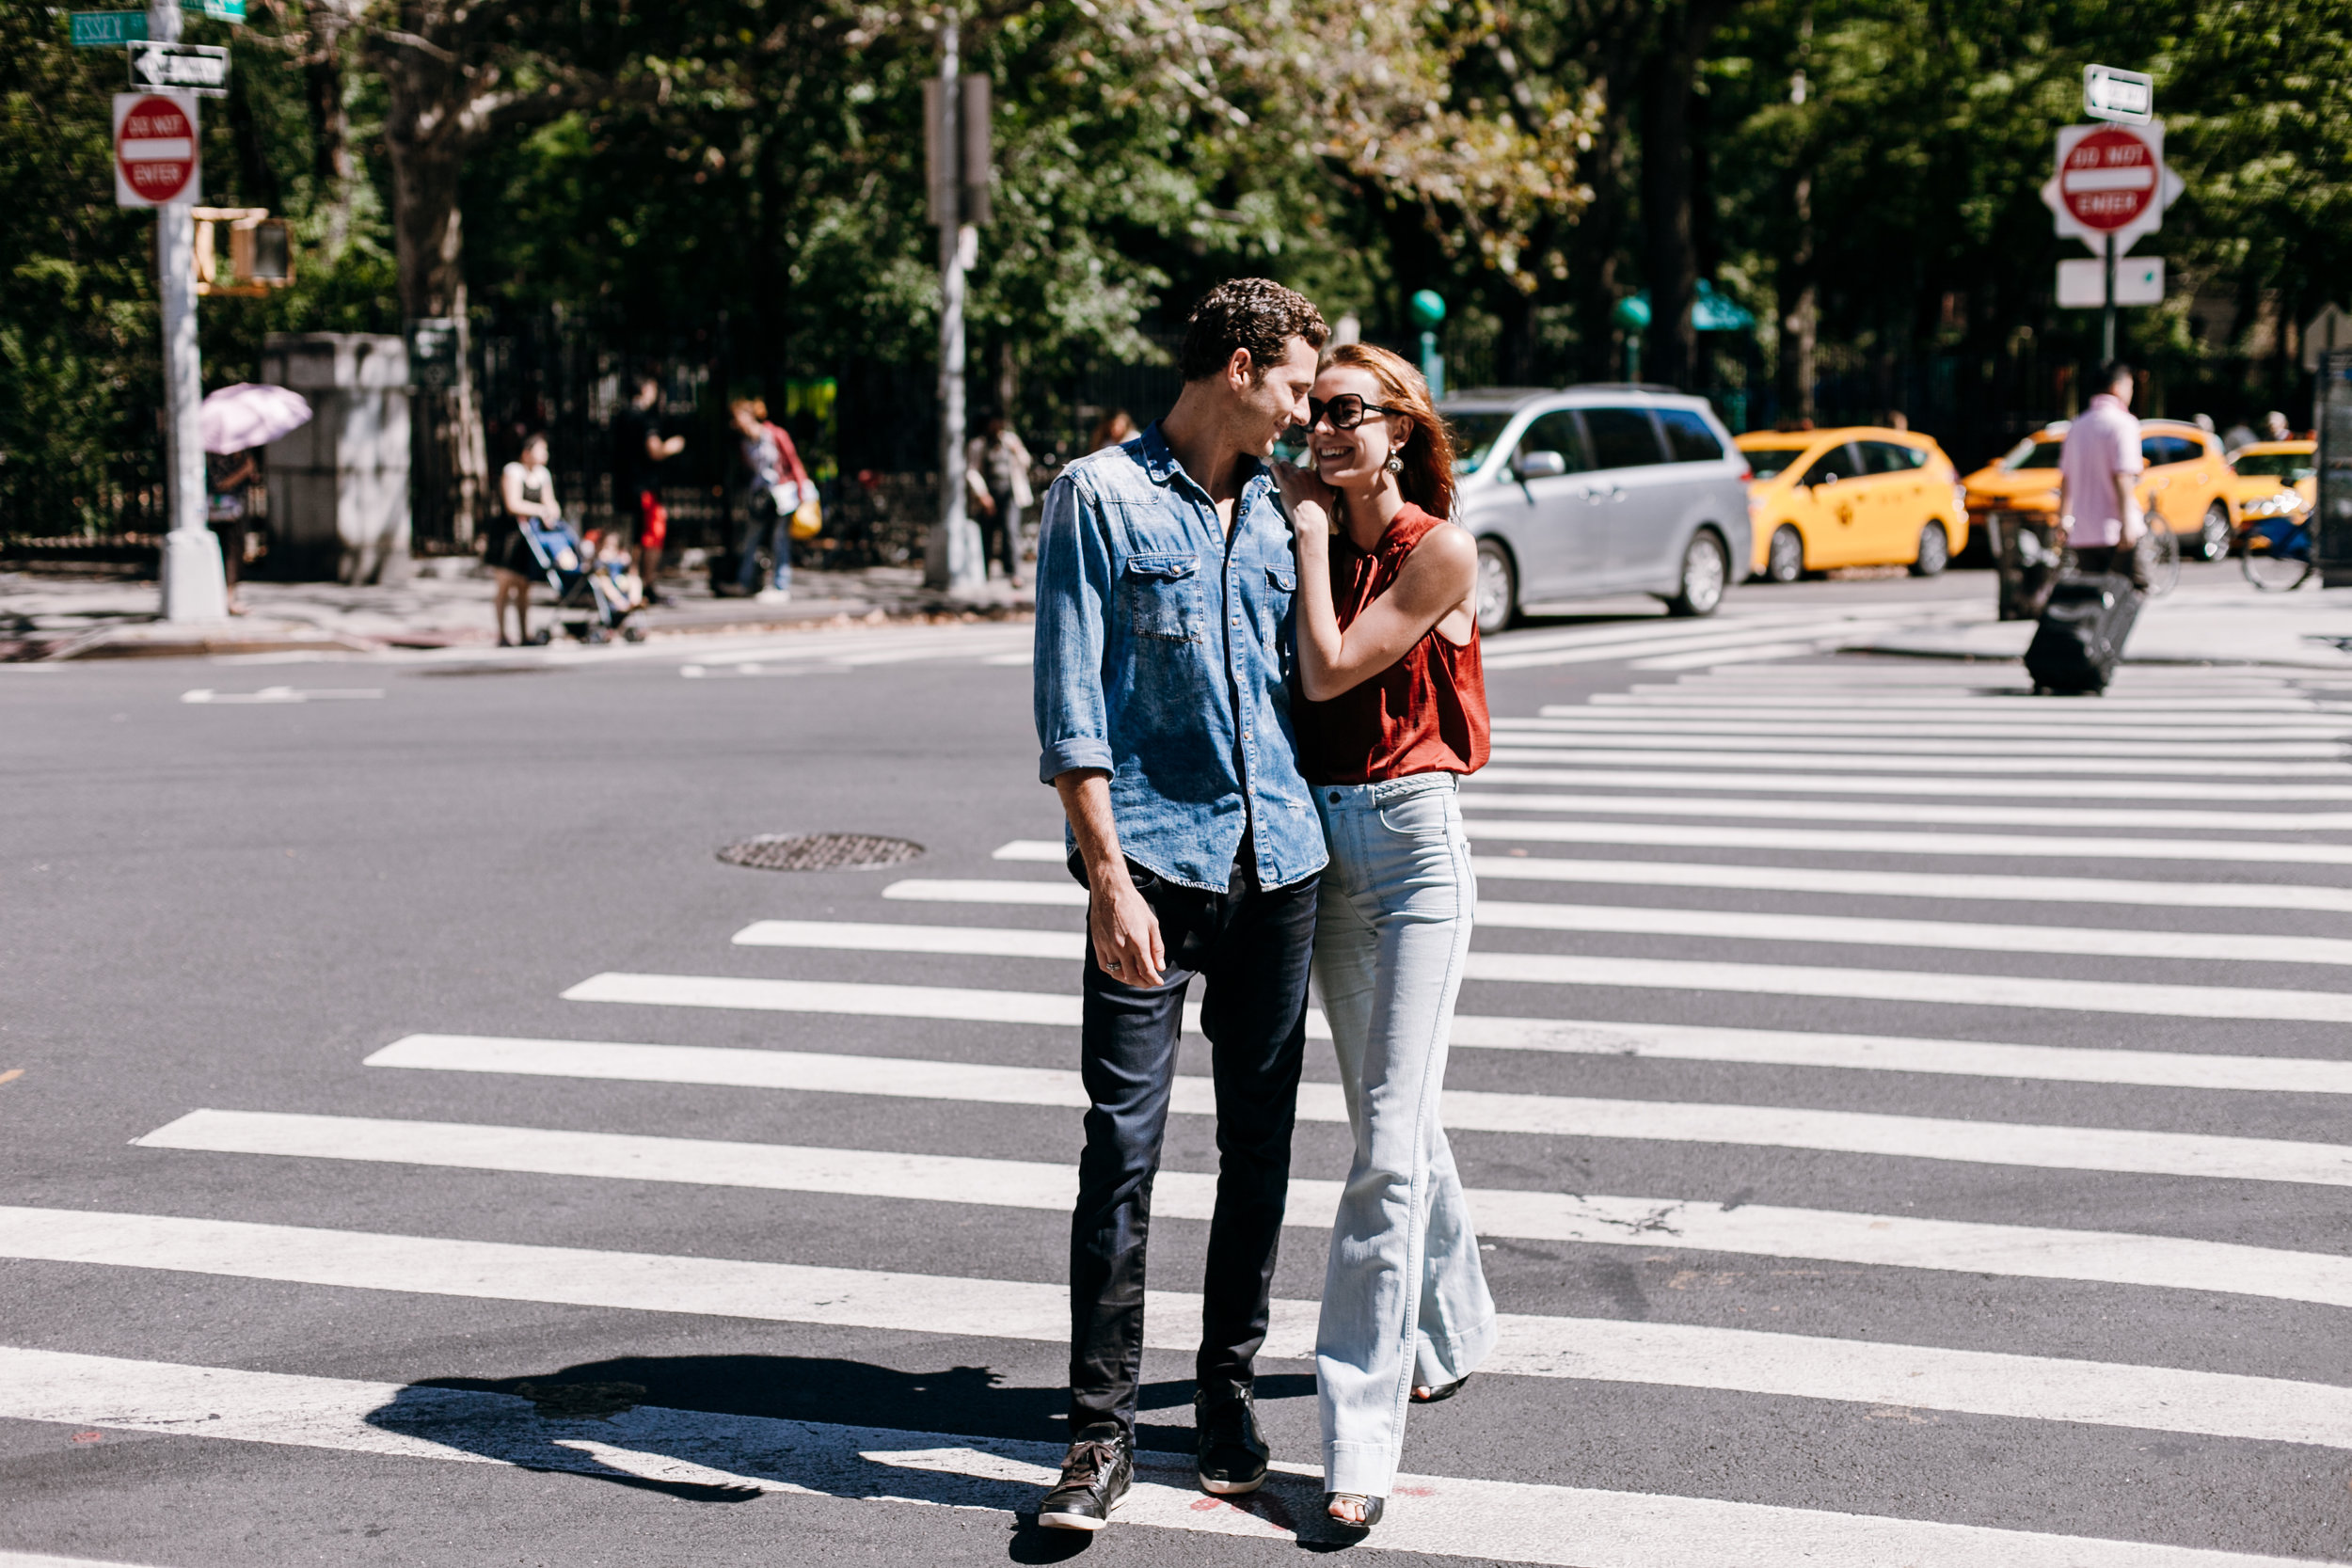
[1487,747,2352,781]
[1458,814,2352,866]
[1467,853,2352,916]
[138,1108,2352,1307]
[1629,641,1825,671]
[1472,899,2352,967]
[1477,768,2352,803]
[992,839,1064,862]
[885,875,2352,952]
[0,1555,167,1568]
[3,1348,2319,1568]
[8,1214,2352,1453]
[1573,697,2333,718]
[885,879,1089,907]
[730,919,1084,959]
[179,687,383,705]
[558,970,2352,1092]
[1465,786,2352,832]
[374,1030,2352,1184]
[1487,730,2346,760]
[1496,716,2352,742]
[1484,625,1884,671]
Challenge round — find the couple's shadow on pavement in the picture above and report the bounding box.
[363,1355,1331,1559]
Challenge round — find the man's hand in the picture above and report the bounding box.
[1088,870,1166,989]
[975,491,997,516]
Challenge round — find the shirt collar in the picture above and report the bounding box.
[1138,421,1272,512]
[2089,393,2128,415]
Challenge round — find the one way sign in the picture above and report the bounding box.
[127,40,230,97]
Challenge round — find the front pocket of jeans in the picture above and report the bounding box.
[1123,553,1203,643]
[1376,789,1454,836]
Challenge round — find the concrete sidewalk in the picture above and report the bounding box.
[1850,569,2352,672]
[0,562,1034,661]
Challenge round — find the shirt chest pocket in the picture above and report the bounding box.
[1123,553,1204,644]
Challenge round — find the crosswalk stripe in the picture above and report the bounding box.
[1497,718,2352,743]
[1465,788,2352,831]
[1465,855,2352,915]
[1575,698,2338,718]
[1483,625,1899,672]
[557,973,2352,1092]
[4,1349,2318,1568]
[7,1210,2349,1449]
[1487,747,2352,780]
[1488,731,2347,759]
[866,885,2352,963]
[372,1031,2352,1186]
[0,1556,162,1568]
[731,906,2352,973]
[136,1108,2352,1308]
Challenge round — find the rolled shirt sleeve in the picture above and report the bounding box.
[1033,469,1115,784]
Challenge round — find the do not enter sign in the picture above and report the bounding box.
[113,91,201,208]
[2060,126,2157,231]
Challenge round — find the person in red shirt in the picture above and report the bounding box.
[1275,342,1496,1536]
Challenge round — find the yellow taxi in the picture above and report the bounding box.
[2226,439,2317,535]
[1962,418,2239,562]
[1736,427,1968,582]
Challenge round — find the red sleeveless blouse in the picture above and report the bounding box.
[1296,504,1491,785]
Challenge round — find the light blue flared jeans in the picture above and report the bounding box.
[1311,771,1498,1499]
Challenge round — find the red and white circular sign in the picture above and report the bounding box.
[2059,126,2157,232]
[117,94,198,204]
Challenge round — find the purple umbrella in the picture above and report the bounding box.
[199,383,313,455]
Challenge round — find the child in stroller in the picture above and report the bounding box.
[516,515,645,643]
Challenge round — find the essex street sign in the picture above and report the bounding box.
[114,91,200,208]
[72,10,147,45]
[129,41,230,97]
[2041,121,2183,255]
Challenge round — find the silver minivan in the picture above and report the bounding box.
[1440,387,1753,633]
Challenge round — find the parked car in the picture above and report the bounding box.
[1439,386,1752,634]
[1734,427,1968,582]
[1962,418,2239,562]
[2226,439,2317,535]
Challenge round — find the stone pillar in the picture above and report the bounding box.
[259,332,412,582]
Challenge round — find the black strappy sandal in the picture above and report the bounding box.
[1411,1374,1470,1404]
[1326,1493,1385,1532]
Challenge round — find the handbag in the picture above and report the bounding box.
[790,491,823,540]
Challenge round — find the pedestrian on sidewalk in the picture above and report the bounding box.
[488,432,560,645]
[967,409,1036,587]
[612,373,685,605]
[205,448,259,615]
[1030,278,1329,1533]
[1276,342,1497,1537]
[729,398,811,604]
[1089,409,1137,452]
[2055,362,2150,592]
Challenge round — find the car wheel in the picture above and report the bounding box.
[2199,502,2232,562]
[1765,525,1804,584]
[1665,531,1727,618]
[1910,522,1949,577]
[1474,537,1518,636]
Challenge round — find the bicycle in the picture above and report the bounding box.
[2242,513,2317,592]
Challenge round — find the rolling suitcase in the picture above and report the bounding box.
[2026,572,2140,694]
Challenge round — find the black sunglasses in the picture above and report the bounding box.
[1302,394,1403,433]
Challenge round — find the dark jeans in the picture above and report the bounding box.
[736,491,792,594]
[2072,541,2152,593]
[1068,853,1320,1433]
[984,491,1023,581]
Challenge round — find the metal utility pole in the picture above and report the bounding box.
[151,0,229,620]
[2102,232,2118,365]
[924,22,991,593]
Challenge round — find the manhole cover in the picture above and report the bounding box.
[717,832,926,872]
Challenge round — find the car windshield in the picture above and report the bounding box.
[2234,451,2316,482]
[1444,411,1516,473]
[1741,445,1809,480]
[1999,436,2069,471]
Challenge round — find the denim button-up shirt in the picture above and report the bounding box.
[1033,423,1327,891]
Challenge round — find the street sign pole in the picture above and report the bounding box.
[2103,232,2117,364]
[144,1,228,621]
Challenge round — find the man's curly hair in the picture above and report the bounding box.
[1178,278,1329,384]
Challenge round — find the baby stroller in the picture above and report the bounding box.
[517,517,645,643]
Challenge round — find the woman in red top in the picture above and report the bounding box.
[1276,343,1495,1535]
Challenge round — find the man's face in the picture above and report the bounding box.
[635,382,659,408]
[1232,337,1321,457]
[2111,374,2135,410]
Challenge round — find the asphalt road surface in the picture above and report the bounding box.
[5,570,2349,1568]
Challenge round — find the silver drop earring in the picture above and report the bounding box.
[1385,453,1405,474]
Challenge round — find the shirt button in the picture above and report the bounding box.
[1328,792,1342,803]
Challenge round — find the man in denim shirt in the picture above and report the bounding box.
[1033,279,1329,1530]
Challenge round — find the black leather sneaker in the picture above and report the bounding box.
[1195,1386,1270,1496]
[1038,1424,1133,1531]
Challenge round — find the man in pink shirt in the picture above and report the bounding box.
[2056,361,2150,590]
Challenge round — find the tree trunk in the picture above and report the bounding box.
[1570,65,1630,384]
[1777,170,1817,422]
[1639,0,1739,389]
[303,0,359,259]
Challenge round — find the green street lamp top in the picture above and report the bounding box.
[1611,294,1652,330]
[1409,290,1446,329]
